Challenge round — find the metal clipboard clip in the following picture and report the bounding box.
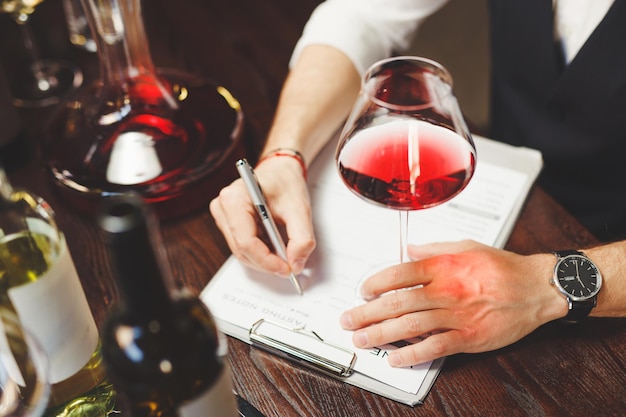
[249,319,356,378]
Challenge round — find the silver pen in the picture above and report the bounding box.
[235,158,303,295]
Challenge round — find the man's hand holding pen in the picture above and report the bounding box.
[209,155,316,291]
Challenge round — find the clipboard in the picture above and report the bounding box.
[249,319,356,378]
[209,302,446,406]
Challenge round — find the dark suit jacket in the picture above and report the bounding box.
[488,0,626,241]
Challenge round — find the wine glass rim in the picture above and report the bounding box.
[362,56,455,111]
[0,311,50,417]
[364,55,453,83]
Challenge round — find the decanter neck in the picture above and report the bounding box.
[86,0,156,83]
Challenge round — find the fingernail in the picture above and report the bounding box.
[339,312,353,329]
[353,331,368,348]
[292,258,305,274]
[358,285,374,301]
[388,352,401,367]
[274,268,290,278]
[360,291,374,302]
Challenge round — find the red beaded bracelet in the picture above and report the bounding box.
[257,148,307,179]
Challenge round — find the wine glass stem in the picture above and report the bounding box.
[17,18,52,89]
[399,210,409,263]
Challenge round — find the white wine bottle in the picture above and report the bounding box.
[97,193,238,417]
[0,166,116,416]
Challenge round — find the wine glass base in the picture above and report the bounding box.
[11,60,83,108]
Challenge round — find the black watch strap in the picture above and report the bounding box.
[563,298,596,322]
[554,249,582,257]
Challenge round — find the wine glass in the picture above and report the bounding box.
[336,56,476,279]
[0,310,50,417]
[1,0,83,108]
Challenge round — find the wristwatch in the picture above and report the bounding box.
[552,250,603,322]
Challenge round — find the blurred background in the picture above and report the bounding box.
[409,0,490,133]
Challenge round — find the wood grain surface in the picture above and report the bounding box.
[1,1,625,416]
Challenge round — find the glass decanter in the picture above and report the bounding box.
[43,0,244,220]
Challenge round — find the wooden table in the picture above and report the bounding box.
[2,1,626,416]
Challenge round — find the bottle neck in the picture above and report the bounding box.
[112,221,173,317]
[99,195,174,318]
[0,166,60,238]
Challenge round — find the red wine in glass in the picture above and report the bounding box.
[338,119,475,211]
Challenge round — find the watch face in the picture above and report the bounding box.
[555,255,602,300]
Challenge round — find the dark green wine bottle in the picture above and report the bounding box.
[97,193,238,417]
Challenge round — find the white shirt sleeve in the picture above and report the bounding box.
[289,0,450,75]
